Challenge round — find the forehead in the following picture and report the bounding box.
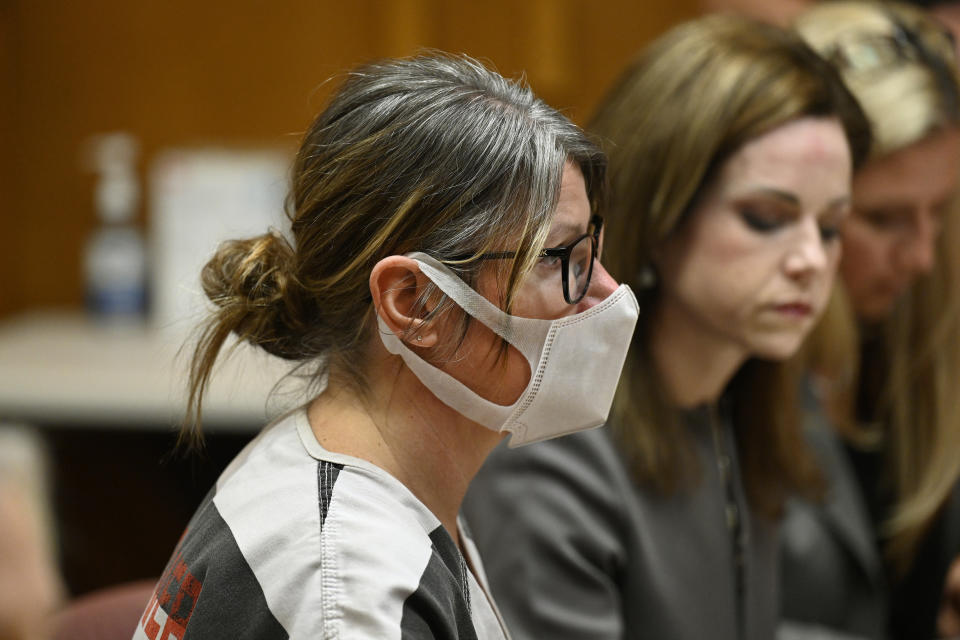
[715,117,853,198]
[853,128,960,204]
[547,162,591,238]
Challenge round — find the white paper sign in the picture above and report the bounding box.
[149,148,292,331]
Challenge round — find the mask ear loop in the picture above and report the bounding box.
[410,252,553,365]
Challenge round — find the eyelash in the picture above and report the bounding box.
[741,209,841,241]
[538,254,562,269]
[740,209,783,233]
[863,211,902,229]
[819,225,841,241]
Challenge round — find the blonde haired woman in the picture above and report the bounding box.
[463,14,869,640]
[781,2,960,639]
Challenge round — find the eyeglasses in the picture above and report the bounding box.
[825,10,959,118]
[455,214,604,305]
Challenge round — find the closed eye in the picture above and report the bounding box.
[740,208,787,233]
[819,224,841,241]
[860,209,911,231]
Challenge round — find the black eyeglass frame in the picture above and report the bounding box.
[451,214,604,305]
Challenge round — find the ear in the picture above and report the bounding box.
[370,256,440,348]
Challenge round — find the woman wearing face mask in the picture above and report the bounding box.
[779,3,960,639]
[131,53,638,640]
[461,14,869,640]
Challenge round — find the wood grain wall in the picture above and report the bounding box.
[1,0,700,319]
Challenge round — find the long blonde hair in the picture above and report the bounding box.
[796,0,960,570]
[591,14,870,518]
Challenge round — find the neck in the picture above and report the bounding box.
[307,351,504,547]
[650,300,748,408]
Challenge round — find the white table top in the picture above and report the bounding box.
[0,312,305,431]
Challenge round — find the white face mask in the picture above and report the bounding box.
[377,252,639,446]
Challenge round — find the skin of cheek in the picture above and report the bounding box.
[744,253,838,359]
[758,237,841,358]
[660,221,769,345]
[416,288,533,408]
[938,556,960,636]
[839,218,900,320]
[662,214,841,361]
[842,129,960,321]
[659,117,851,361]
[451,317,532,407]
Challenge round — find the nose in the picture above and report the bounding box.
[784,220,829,284]
[897,211,937,277]
[577,260,619,312]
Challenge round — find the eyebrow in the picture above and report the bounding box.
[546,221,588,243]
[747,188,851,211]
[823,195,852,213]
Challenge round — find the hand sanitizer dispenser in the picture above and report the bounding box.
[83,132,148,321]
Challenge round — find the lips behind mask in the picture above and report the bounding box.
[377,252,639,446]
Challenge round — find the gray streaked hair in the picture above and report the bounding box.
[183,52,605,443]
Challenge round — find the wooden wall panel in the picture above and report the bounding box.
[4,0,699,319]
[0,2,20,318]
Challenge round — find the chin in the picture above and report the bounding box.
[747,334,806,362]
[854,297,896,323]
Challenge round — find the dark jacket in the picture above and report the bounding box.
[779,400,960,640]
[463,409,779,640]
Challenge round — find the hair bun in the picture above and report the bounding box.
[200,231,305,359]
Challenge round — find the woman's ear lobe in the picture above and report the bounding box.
[370,256,440,348]
[404,319,439,347]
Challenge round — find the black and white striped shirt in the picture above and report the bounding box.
[133,408,510,639]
